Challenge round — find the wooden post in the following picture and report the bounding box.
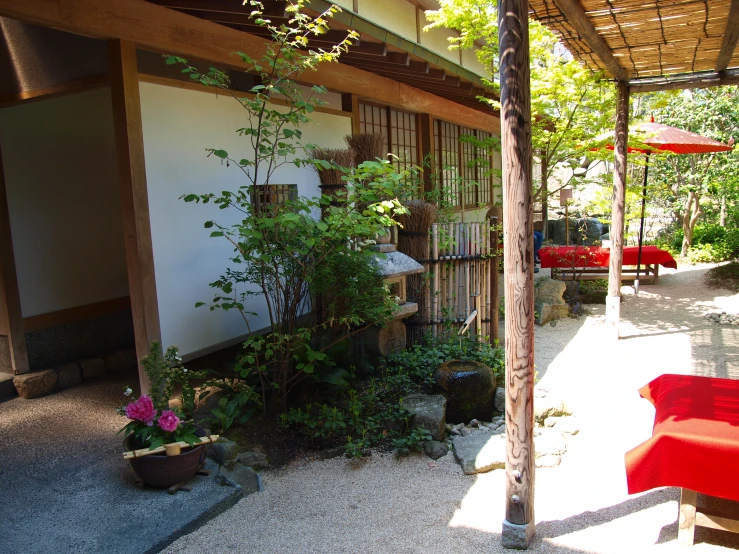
[419,113,435,195]
[341,93,360,136]
[0,147,29,374]
[489,207,502,344]
[499,0,535,548]
[108,40,161,392]
[606,82,629,340]
[678,488,697,545]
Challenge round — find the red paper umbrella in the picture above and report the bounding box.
[589,117,733,292]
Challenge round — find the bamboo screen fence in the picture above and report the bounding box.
[400,218,501,345]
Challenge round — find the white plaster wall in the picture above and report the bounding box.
[359,0,417,41]
[0,87,128,317]
[139,82,352,356]
[462,48,489,78]
[420,11,459,65]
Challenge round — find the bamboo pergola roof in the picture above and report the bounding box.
[528,0,739,91]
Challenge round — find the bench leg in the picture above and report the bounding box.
[679,488,697,545]
[654,264,660,285]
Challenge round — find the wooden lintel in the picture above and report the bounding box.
[553,0,629,82]
[22,296,131,333]
[138,73,350,118]
[0,0,499,133]
[0,75,109,108]
[108,39,161,392]
[0,147,29,374]
[716,0,739,72]
[148,0,285,16]
[629,70,739,93]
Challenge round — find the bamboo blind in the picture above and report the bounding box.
[528,0,739,79]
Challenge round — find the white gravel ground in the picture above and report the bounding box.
[164,262,739,553]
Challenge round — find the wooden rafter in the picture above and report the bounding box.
[630,69,739,93]
[552,0,628,81]
[716,0,739,72]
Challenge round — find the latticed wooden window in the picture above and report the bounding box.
[359,102,419,172]
[435,121,496,209]
[250,184,297,212]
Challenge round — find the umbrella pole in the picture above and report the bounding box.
[635,152,650,294]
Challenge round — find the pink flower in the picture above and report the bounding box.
[158,410,180,433]
[125,395,156,426]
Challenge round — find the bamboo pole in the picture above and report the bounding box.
[606,82,630,340]
[123,435,220,460]
[499,0,536,547]
[432,224,439,338]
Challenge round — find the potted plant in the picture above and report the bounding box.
[118,341,213,488]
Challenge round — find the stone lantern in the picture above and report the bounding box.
[365,230,424,357]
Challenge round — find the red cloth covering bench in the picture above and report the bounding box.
[539,245,677,269]
[625,374,739,544]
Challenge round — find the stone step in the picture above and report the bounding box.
[0,372,17,402]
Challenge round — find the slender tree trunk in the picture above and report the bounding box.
[720,195,726,227]
[681,191,702,257]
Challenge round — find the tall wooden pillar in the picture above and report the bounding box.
[0,147,28,375]
[606,83,629,340]
[108,40,161,392]
[499,0,536,548]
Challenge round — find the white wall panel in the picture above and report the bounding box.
[139,82,351,356]
[0,87,128,317]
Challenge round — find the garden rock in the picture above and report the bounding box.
[494,387,505,412]
[105,349,138,373]
[460,426,472,437]
[423,440,448,460]
[535,428,568,458]
[218,464,260,495]
[534,278,569,325]
[402,394,447,441]
[534,388,572,423]
[13,369,57,399]
[544,416,580,435]
[56,362,81,389]
[536,454,562,468]
[208,438,239,465]
[453,431,506,474]
[433,360,496,423]
[196,386,226,414]
[80,358,106,380]
[0,372,16,401]
[237,451,270,470]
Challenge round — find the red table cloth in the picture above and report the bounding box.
[539,246,677,269]
[625,374,739,502]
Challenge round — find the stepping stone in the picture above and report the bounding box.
[0,372,16,401]
[453,431,506,474]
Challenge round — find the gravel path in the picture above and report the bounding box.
[164,262,739,553]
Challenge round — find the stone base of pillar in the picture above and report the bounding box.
[502,519,536,549]
[605,295,621,340]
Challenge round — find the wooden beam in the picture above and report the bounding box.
[499,0,535,547]
[552,0,629,82]
[717,0,739,72]
[0,75,109,108]
[0,0,499,133]
[0,147,29,374]
[606,82,629,340]
[108,39,161,392]
[149,0,287,17]
[22,296,131,333]
[630,71,739,93]
[341,93,361,135]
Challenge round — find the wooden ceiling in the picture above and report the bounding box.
[529,0,739,91]
[145,0,498,116]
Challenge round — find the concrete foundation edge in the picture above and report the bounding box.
[502,519,536,549]
[143,486,244,554]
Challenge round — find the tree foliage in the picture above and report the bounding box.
[635,87,739,255]
[425,0,614,202]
